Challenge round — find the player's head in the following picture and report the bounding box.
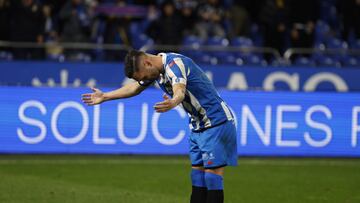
[124,49,161,82]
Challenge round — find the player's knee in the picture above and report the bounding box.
[191,168,206,187]
[205,167,224,176]
[204,172,223,190]
[192,165,205,171]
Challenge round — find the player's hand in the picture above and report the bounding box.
[154,93,176,113]
[81,87,105,106]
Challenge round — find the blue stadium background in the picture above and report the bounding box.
[0,0,360,156]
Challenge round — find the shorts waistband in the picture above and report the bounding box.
[191,119,232,133]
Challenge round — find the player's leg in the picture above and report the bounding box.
[199,120,238,203]
[204,167,225,203]
[191,166,207,203]
[189,132,207,203]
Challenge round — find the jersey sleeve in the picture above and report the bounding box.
[166,58,188,86]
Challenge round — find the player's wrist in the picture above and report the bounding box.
[102,92,110,101]
[171,98,180,107]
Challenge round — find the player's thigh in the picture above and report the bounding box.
[189,132,204,166]
[199,121,237,168]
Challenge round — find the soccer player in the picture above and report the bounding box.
[81,50,237,203]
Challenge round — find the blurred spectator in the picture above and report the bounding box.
[288,0,319,48]
[9,0,45,59]
[241,0,265,24]
[228,0,251,38]
[102,0,132,60]
[59,0,92,60]
[43,4,59,42]
[103,0,132,46]
[59,0,91,43]
[146,3,160,22]
[0,0,10,43]
[41,0,67,14]
[194,0,226,40]
[131,0,157,6]
[147,0,184,45]
[178,0,198,36]
[338,0,360,40]
[259,0,289,56]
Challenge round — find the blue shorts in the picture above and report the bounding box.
[189,120,238,169]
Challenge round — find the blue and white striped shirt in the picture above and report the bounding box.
[156,52,233,132]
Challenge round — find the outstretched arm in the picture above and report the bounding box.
[82,82,147,106]
[154,83,186,113]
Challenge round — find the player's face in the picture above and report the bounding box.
[132,59,159,82]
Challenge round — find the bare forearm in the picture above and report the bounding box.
[171,85,185,106]
[153,84,185,113]
[103,82,145,101]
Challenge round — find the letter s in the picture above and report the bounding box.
[17,100,47,144]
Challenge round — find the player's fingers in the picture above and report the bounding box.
[82,97,92,102]
[154,101,165,106]
[155,107,169,113]
[85,99,96,105]
[154,103,171,110]
[82,99,93,104]
[82,93,92,97]
[156,99,171,105]
[154,104,169,111]
[91,87,99,92]
[81,96,92,100]
[153,105,164,110]
[154,104,169,110]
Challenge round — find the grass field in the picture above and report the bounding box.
[0,155,359,203]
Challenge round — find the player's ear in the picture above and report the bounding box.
[144,59,152,67]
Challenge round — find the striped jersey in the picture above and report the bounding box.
[154,52,234,132]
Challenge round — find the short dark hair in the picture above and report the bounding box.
[124,50,145,78]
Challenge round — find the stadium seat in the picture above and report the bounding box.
[269,57,287,67]
[132,34,154,50]
[230,37,253,47]
[324,38,348,62]
[350,39,360,49]
[249,24,263,46]
[341,56,360,67]
[47,53,65,62]
[205,36,232,64]
[326,38,348,49]
[220,54,235,65]
[319,0,340,32]
[315,21,331,44]
[315,55,341,67]
[183,35,203,45]
[293,56,316,67]
[243,55,267,66]
[184,36,229,65]
[230,37,255,59]
[196,53,218,65]
[207,36,229,46]
[181,35,204,61]
[0,51,13,61]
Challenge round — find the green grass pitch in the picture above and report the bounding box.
[0,155,360,203]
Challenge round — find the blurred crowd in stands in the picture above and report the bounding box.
[0,0,359,66]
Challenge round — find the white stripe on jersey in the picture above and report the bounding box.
[221,101,234,121]
[182,100,200,130]
[173,58,187,79]
[166,66,176,78]
[187,90,212,128]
